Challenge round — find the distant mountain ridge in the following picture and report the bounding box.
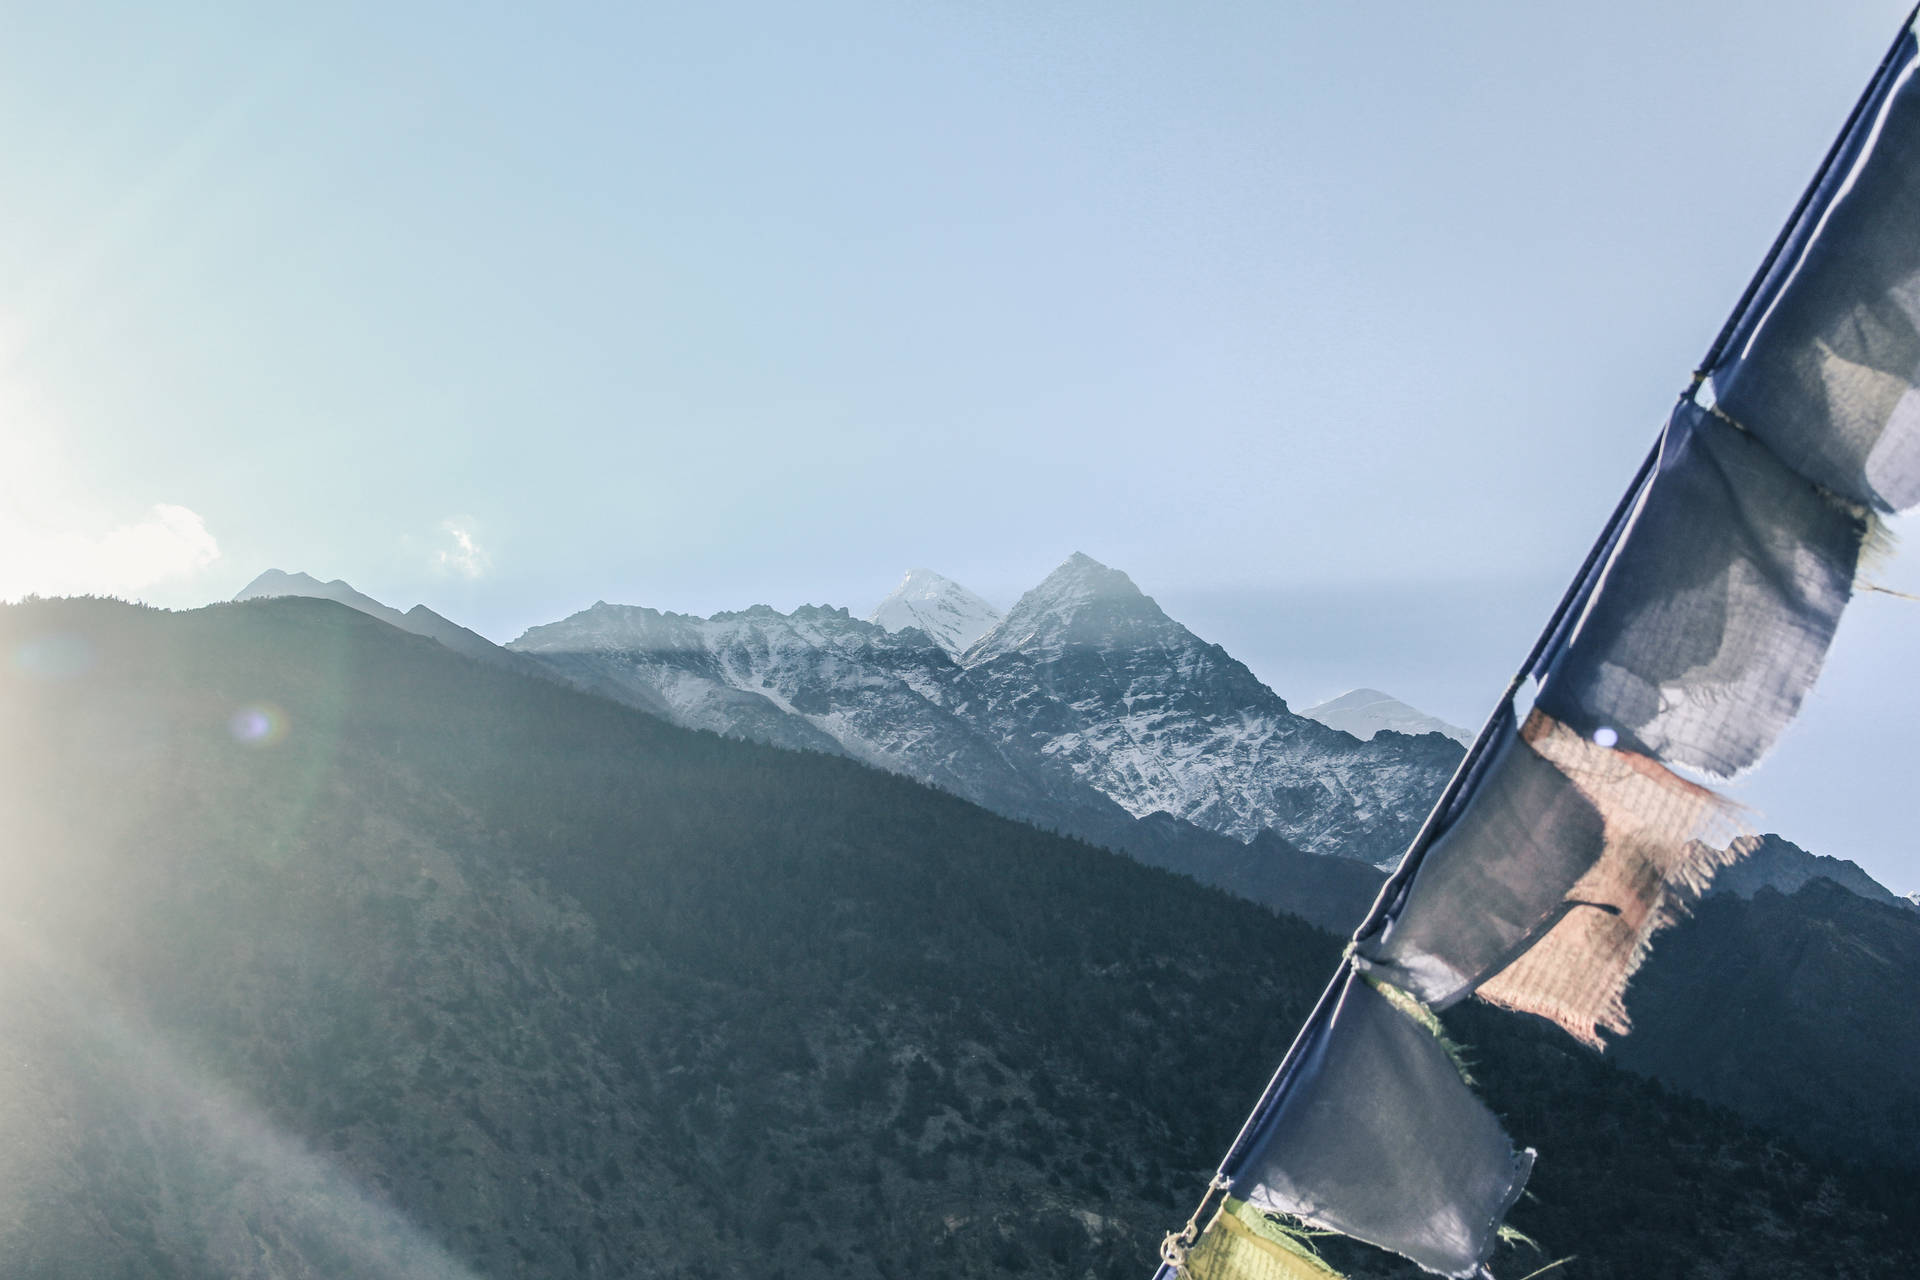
[235,569,538,677]
[1300,687,1473,746]
[234,564,1915,914]
[509,553,1463,866]
[1711,833,1918,912]
[235,569,411,628]
[234,568,1391,932]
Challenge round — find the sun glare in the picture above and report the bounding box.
[0,401,221,603]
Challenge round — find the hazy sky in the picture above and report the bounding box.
[3,2,1916,888]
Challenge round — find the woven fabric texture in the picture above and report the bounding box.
[1358,718,1606,1009]
[1180,1202,1346,1280]
[1537,403,1869,779]
[1473,712,1747,1048]
[1715,31,1920,512]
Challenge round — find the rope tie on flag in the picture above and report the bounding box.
[1161,1174,1234,1268]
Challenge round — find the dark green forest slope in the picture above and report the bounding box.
[1615,878,1920,1170]
[1,596,1913,1278]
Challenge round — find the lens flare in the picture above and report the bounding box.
[228,702,288,747]
[11,632,95,681]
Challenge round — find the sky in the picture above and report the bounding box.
[2,1,1916,888]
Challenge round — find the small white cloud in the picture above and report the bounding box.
[0,502,221,601]
[431,518,490,580]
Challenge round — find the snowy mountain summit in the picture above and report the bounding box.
[962,552,1149,663]
[1300,688,1473,746]
[507,552,1462,865]
[954,554,1459,858]
[868,569,1002,657]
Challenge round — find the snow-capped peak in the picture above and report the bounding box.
[502,553,1463,866]
[1299,688,1473,746]
[963,552,1165,664]
[867,569,1002,657]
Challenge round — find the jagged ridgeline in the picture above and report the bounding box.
[2,596,1915,1278]
[505,553,1465,870]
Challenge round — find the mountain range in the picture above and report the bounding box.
[236,561,1916,920]
[227,560,1920,1171]
[506,553,1464,869]
[233,562,1445,935]
[6,593,1917,1278]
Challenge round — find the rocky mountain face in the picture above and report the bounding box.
[509,601,1088,828]
[1300,688,1474,746]
[868,568,1002,657]
[7,594,1917,1279]
[508,554,1463,867]
[950,556,1461,863]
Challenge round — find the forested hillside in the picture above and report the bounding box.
[2,596,1913,1278]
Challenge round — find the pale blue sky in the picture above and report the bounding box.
[2,1,1915,887]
